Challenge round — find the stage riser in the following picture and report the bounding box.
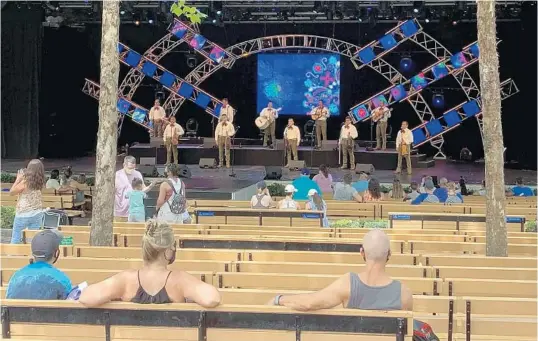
[131,146,429,170]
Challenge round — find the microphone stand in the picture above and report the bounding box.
[229,126,240,178]
[370,119,375,149]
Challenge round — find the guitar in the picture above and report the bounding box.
[372,107,392,123]
[311,107,327,120]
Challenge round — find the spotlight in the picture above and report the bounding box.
[212,19,216,23]
[120,10,125,15]
[432,93,445,108]
[358,18,363,22]
[425,18,430,23]
[399,57,414,72]
[452,20,458,25]
[186,54,197,68]
[413,8,419,13]
[148,19,154,24]
[185,118,199,138]
[135,20,140,26]
[216,10,222,15]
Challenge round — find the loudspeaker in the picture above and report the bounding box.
[140,157,156,165]
[355,163,375,174]
[264,166,282,180]
[178,164,192,178]
[199,158,217,169]
[287,160,305,171]
[139,165,159,177]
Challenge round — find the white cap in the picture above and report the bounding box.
[307,189,318,196]
[285,184,298,193]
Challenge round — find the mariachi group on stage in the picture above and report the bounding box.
[149,98,414,174]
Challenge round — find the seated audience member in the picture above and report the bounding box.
[362,178,383,202]
[277,185,301,210]
[306,189,329,227]
[511,177,534,197]
[312,164,334,194]
[351,172,369,194]
[404,182,420,202]
[411,179,440,205]
[7,230,72,299]
[474,180,486,196]
[58,166,86,193]
[333,173,362,202]
[419,175,428,193]
[46,169,61,190]
[250,181,273,209]
[269,229,412,311]
[79,220,221,307]
[433,177,449,202]
[388,178,404,200]
[292,168,321,200]
[445,182,463,204]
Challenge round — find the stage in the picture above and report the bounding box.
[128,138,435,170]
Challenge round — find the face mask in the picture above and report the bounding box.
[125,168,134,175]
[52,250,60,264]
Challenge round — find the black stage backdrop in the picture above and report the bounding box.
[1,7,43,159]
[2,4,536,169]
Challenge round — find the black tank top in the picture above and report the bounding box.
[131,271,173,304]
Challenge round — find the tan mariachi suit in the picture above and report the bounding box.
[149,106,166,138]
[311,106,329,148]
[396,128,414,174]
[215,121,236,168]
[284,125,301,166]
[260,107,278,147]
[374,107,391,150]
[339,124,358,169]
[164,123,184,164]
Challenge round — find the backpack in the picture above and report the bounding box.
[42,209,69,229]
[413,320,439,341]
[166,179,187,215]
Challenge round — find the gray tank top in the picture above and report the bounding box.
[346,273,402,310]
[252,194,268,209]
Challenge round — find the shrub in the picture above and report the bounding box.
[1,173,16,183]
[525,220,537,233]
[267,183,286,197]
[330,219,388,229]
[1,206,16,229]
[85,177,95,186]
[380,185,391,194]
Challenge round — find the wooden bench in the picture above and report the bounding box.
[1,300,414,341]
[420,254,537,268]
[193,208,325,227]
[443,278,537,298]
[22,229,121,247]
[0,193,84,210]
[409,240,537,256]
[0,243,73,257]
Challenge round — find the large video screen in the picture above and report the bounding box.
[257,53,341,116]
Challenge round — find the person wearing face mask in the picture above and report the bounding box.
[115,156,156,220]
[6,229,72,299]
[79,220,221,307]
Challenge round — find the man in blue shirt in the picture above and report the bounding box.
[292,168,321,201]
[7,229,72,300]
[411,179,440,205]
[352,172,369,194]
[511,178,534,197]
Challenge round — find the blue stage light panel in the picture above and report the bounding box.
[372,95,388,108]
[170,21,188,39]
[411,73,428,90]
[462,100,481,117]
[425,119,443,137]
[357,47,376,64]
[351,104,370,122]
[209,46,225,64]
[117,98,130,114]
[469,43,479,58]
[159,71,176,88]
[117,43,125,53]
[177,82,194,98]
[194,92,211,109]
[390,84,407,102]
[450,52,468,69]
[379,34,397,50]
[443,110,462,128]
[412,128,427,146]
[141,61,157,77]
[214,103,223,117]
[189,34,207,50]
[132,108,147,123]
[125,50,141,67]
[432,62,449,80]
[400,20,419,38]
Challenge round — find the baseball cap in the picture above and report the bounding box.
[285,184,298,193]
[307,189,318,197]
[301,168,310,176]
[257,181,267,190]
[31,229,63,260]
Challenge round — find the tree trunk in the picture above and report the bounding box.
[477,1,507,257]
[90,1,120,246]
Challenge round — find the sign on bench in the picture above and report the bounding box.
[194,208,324,227]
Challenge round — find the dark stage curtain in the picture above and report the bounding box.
[1,6,43,159]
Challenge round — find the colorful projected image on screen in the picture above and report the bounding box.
[257,53,341,116]
[450,52,468,69]
[189,34,206,50]
[432,62,449,80]
[371,95,388,108]
[411,73,428,90]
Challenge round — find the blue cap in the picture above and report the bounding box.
[301,168,310,175]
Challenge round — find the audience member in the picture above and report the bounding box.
[269,229,412,311]
[411,179,440,205]
[474,180,486,196]
[362,178,383,202]
[445,182,463,204]
[351,172,369,194]
[433,177,449,202]
[333,173,362,202]
[115,156,154,219]
[419,175,428,193]
[312,164,334,194]
[45,169,61,190]
[79,220,221,307]
[126,178,152,222]
[7,229,71,299]
[58,166,86,193]
[305,189,329,227]
[9,159,45,244]
[511,177,534,197]
[404,182,420,202]
[156,163,187,224]
[250,181,273,209]
[277,185,301,210]
[292,168,321,200]
[389,178,404,200]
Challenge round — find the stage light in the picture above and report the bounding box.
[452,20,458,25]
[432,93,445,108]
[135,20,140,26]
[216,10,222,15]
[185,118,199,138]
[120,10,125,15]
[358,18,363,22]
[212,19,216,23]
[399,57,414,72]
[425,18,430,23]
[149,19,154,24]
[413,8,419,13]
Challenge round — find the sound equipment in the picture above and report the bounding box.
[140,157,156,165]
[178,164,192,179]
[264,166,282,180]
[355,163,375,175]
[255,116,271,129]
[287,160,305,171]
[199,158,217,169]
[139,165,159,177]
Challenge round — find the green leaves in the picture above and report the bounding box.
[170,0,207,24]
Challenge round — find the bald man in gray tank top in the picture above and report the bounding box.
[270,229,413,311]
